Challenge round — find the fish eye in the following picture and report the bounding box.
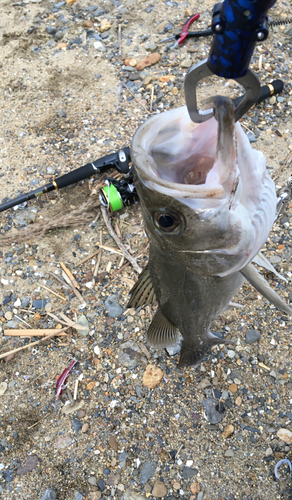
[154,210,183,233]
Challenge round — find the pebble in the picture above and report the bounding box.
[124,491,146,500]
[4,311,12,320]
[33,299,47,309]
[77,314,90,336]
[118,341,147,368]
[203,398,224,424]
[227,349,235,358]
[0,383,7,396]
[197,378,211,390]
[190,482,200,495]
[224,449,234,457]
[180,59,192,68]
[55,435,73,449]
[140,461,157,484]
[222,424,235,439]
[152,480,167,497]
[108,435,118,452]
[277,428,292,444]
[56,109,66,118]
[94,41,106,52]
[105,295,124,317]
[228,383,238,393]
[75,493,83,500]
[88,476,97,485]
[54,31,63,40]
[17,454,38,475]
[82,423,89,433]
[136,53,161,71]
[182,466,198,478]
[145,42,157,51]
[143,364,164,389]
[245,329,261,344]
[40,490,57,500]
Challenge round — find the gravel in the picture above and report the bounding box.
[0,0,291,499]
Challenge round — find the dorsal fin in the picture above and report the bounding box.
[127,266,156,308]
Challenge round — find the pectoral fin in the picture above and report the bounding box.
[147,309,178,348]
[127,266,156,308]
[241,263,292,315]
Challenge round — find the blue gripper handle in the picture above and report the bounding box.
[207,0,277,78]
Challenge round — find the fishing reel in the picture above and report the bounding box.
[99,167,138,213]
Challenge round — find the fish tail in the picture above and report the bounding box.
[178,342,205,368]
[179,332,231,368]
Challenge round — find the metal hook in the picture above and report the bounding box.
[184,58,261,123]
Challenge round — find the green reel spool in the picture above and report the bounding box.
[101,184,124,212]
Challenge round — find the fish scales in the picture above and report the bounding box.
[129,96,291,367]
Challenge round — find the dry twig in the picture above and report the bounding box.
[0,329,68,360]
[100,205,142,273]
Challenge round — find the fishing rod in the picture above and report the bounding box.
[0,80,283,214]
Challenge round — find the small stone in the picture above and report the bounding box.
[105,295,124,318]
[245,329,261,344]
[82,423,89,433]
[276,428,292,444]
[77,410,86,418]
[136,53,161,71]
[173,481,180,490]
[143,364,164,389]
[145,42,157,51]
[97,478,106,491]
[56,109,66,118]
[33,299,47,309]
[0,383,7,396]
[89,493,101,500]
[72,419,82,436]
[198,378,211,390]
[107,471,121,487]
[269,95,277,104]
[190,482,200,495]
[152,480,167,498]
[203,398,224,424]
[3,296,11,305]
[222,424,235,439]
[83,20,95,28]
[119,341,147,369]
[17,454,38,475]
[125,58,137,67]
[100,19,112,32]
[61,400,84,415]
[108,435,118,451]
[54,31,63,40]
[227,349,235,358]
[75,494,83,500]
[235,396,242,406]
[171,87,178,95]
[55,436,73,449]
[46,26,57,35]
[88,477,97,485]
[4,311,12,320]
[228,383,238,393]
[182,466,198,479]
[40,489,57,500]
[224,449,234,457]
[93,41,106,52]
[140,461,157,484]
[265,447,273,456]
[143,76,152,85]
[180,59,192,68]
[77,315,90,336]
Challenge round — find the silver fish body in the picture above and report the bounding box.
[129,96,289,367]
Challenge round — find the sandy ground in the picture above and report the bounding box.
[0,1,292,499]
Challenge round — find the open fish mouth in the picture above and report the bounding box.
[132,96,240,202]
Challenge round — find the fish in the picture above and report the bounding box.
[128,96,292,367]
